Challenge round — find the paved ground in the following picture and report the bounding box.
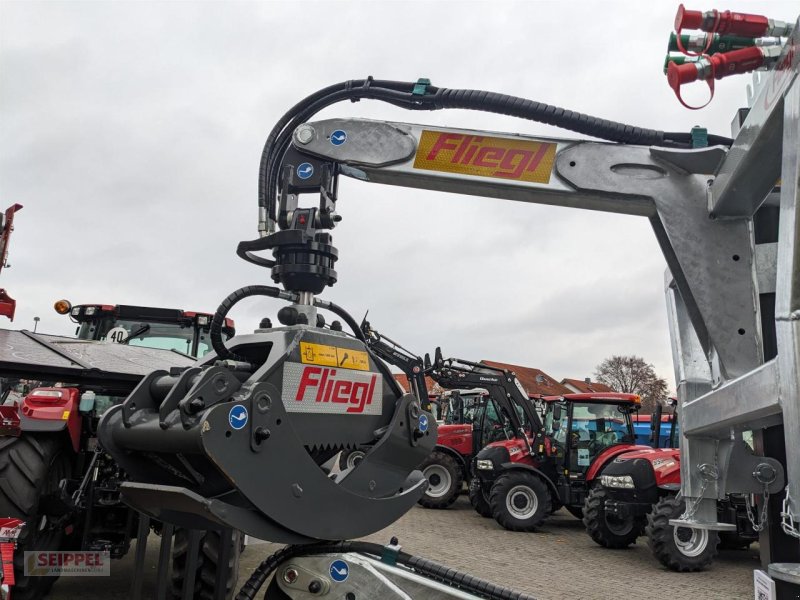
[51,496,759,599]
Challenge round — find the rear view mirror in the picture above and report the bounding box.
[434,347,443,367]
[553,405,563,422]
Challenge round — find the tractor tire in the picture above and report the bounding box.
[582,487,640,548]
[418,451,463,509]
[468,478,492,518]
[646,496,719,572]
[489,471,551,531]
[338,448,366,471]
[0,434,71,600]
[171,528,242,600]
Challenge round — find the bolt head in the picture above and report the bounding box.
[283,568,299,584]
[296,125,315,144]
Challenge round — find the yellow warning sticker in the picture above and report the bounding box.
[61,411,70,420]
[300,342,370,371]
[413,130,556,184]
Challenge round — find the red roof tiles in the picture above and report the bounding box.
[480,360,571,396]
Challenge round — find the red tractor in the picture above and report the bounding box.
[0,301,236,599]
[416,388,502,508]
[469,392,650,530]
[585,404,766,571]
[417,354,545,509]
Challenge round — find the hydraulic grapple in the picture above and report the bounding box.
[99,205,437,544]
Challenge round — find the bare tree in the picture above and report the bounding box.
[594,355,668,413]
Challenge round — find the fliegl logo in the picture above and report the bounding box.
[283,363,382,415]
[413,130,557,183]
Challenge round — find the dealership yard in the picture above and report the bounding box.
[51,495,759,600]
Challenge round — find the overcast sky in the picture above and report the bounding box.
[2,1,795,388]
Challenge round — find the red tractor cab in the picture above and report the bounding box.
[470,392,649,530]
[58,300,235,356]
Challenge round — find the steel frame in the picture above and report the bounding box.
[286,16,800,588]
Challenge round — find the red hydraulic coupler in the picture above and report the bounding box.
[667,45,782,108]
[675,4,794,39]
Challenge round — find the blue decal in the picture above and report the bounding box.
[418,414,429,433]
[297,162,314,180]
[228,405,248,430]
[330,130,347,146]
[329,559,349,582]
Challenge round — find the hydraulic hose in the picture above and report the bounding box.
[235,540,538,600]
[210,285,287,363]
[209,286,367,363]
[259,78,734,227]
[313,297,366,343]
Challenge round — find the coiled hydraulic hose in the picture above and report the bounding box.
[209,285,287,363]
[235,540,537,600]
[209,286,367,363]
[259,78,734,228]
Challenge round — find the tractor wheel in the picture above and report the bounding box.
[171,528,242,599]
[418,451,463,509]
[338,448,366,471]
[468,478,492,518]
[489,471,551,531]
[0,434,71,600]
[582,487,640,548]
[646,496,719,572]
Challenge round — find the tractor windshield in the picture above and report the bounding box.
[76,314,231,358]
[117,320,206,355]
[568,402,635,474]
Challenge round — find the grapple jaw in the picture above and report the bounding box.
[98,325,436,543]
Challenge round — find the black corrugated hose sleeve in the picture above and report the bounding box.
[433,87,665,146]
[210,285,282,363]
[234,541,537,600]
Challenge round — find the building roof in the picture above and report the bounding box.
[393,373,440,395]
[561,378,616,394]
[480,360,571,396]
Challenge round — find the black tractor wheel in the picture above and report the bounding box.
[0,434,71,600]
[418,451,463,509]
[468,478,492,518]
[645,496,719,572]
[171,528,242,600]
[338,448,366,471]
[582,487,640,548]
[489,471,551,531]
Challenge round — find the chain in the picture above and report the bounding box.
[680,461,718,521]
[781,486,800,539]
[681,477,708,521]
[744,485,770,533]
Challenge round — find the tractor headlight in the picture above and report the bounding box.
[476,460,494,471]
[601,475,635,489]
